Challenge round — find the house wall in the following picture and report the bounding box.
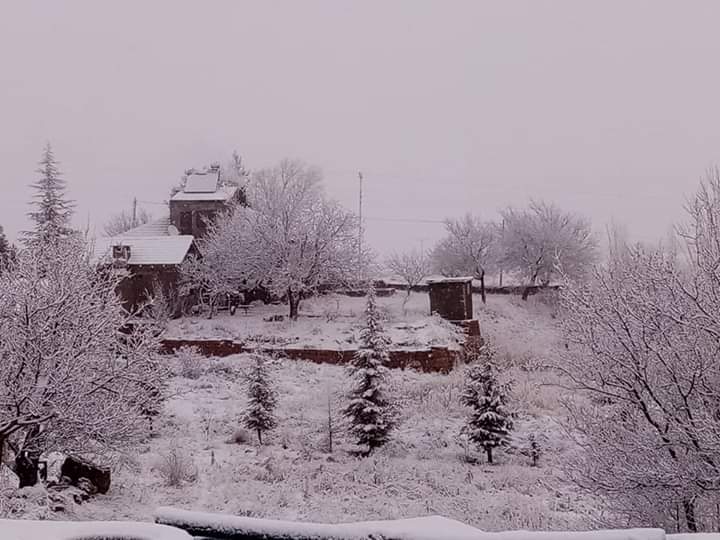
[169,200,228,239]
[116,266,182,313]
[169,188,244,239]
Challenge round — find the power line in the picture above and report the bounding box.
[136,199,168,206]
[364,216,446,224]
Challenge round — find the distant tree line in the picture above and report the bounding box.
[387,201,598,302]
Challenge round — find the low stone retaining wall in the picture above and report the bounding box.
[160,339,459,374]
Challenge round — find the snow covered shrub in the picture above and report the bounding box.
[175,346,204,379]
[0,485,54,519]
[254,456,287,483]
[155,448,197,487]
[229,428,251,445]
[343,284,394,455]
[243,355,278,445]
[460,343,514,464]
[519,432,543,467]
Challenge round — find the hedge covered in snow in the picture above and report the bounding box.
[154,506,668,540]
[5,511,720,540]
[0,518,192,540]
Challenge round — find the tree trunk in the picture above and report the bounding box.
[479,270,486,304]
[288,288,300,320]
[207,295,215,320]
[402,288,411,311]
[486,447,493,464]
[257,429,263,445]
[522,271,539,301]
[684,498,698,533]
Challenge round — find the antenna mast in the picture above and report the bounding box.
[358,171,363,279]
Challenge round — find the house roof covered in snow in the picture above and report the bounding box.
[93,235,194,266]
[121,215,173,237]
[171,171,239,202]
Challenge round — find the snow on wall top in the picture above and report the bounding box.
[0,518,192,540]
[93,235,193,266]
[153,507,667,540]
[427,276,474,284]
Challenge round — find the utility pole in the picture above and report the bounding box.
[131,197,138,229]
[358,171,363,280]
[499,218,505,288]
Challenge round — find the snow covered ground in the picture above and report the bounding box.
[164,292,463,350]
[1,293,595,532]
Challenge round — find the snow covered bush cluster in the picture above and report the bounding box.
[155,448,198,487]
[174,346,204,380]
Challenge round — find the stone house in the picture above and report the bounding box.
[94,171,242,310]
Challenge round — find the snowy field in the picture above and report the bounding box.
[1,293,595,531]
[165,291,464,350]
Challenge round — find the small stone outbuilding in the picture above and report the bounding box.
[427,277,474,321]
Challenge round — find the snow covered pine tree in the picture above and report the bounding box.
[23,143,75,247]
[461,346,513,464]
[243,356,278,445]
[343,284,394,455]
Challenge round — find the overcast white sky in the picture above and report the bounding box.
[2,0,720,254]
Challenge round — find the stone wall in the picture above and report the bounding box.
[160,339,460,374]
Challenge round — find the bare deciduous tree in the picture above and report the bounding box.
[501,201,597,300]
[386,248,431,309]
[559,173,720,532]
[103,207,152,236]
[190,159,361,319]
[431,214,496,303]
[0,239,168,485]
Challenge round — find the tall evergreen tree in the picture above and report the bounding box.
[243,355,277,445]
[23,143,74,246]
[343,284,394,454]
[460,345,513,464]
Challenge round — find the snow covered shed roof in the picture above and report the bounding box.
[427,276,474,284]
[93,235,194,266]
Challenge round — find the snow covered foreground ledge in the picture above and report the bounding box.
[154,507,668,540]
[0,518,191,540]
